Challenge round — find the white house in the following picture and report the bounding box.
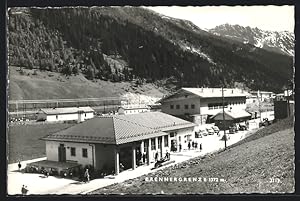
[37,107,94,122]
[159,87,250,125]
[117,104,150,115]
[40,112,196,175]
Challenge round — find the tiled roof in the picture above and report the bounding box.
[42,112,195,145]
[39,107,94,115]
[182,88,250,98]
[211,109,251,120]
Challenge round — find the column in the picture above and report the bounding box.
[161,136,164,157]
[114,147,120,175]
[147,139,151,165]
[132,145,136,170]
[140,141,144,164]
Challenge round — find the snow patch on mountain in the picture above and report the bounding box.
[209,24,294,56]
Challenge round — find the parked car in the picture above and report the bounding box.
[206,128,215,135]
[212,126,220,134]
[199,129,208,136]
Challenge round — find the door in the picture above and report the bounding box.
[58,144,66,162]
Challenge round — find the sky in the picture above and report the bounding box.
[147,6,294,32]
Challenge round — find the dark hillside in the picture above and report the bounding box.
[8,7,293,94]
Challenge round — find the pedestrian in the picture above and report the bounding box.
[21,185,28,195]
[155,152,159,162]
[195,142,198,149]
[199,143,202,152]
[24,186,28,195]
[165,150,170,160]
[179,144,182,152]
[84,168,90,183]
[192,141,195,149]
[21,185,25,195]
[188,141,191,150]
[18,161,21,172]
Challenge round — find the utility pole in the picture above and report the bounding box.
[222,87,227,149]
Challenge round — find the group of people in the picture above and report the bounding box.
[21,185,28,195]
[179,141,202,152]
[154,151,170,162]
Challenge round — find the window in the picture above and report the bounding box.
[184,105,189,109]
[151,138,156,150]
[178,136,181,142]
[176,105,180,109]
[164,135,169,147]
[70,147,76,156]
[170,105,174,109]
[170,132,175,137]
[82,148,88,158]
[191,104,195,109]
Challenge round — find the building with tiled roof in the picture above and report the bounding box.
[37,107,94,122]
[41,112,196,175]
[158,87,249,125]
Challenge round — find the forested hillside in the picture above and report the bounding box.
[8,7,294,94]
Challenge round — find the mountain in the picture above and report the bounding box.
[8,7,293,98]
[209,23,294,56]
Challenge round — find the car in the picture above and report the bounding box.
[206,128,215,135]
[199,129,208,136]
[212,126,220,134]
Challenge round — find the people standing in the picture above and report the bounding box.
[188,141,191,150]
[179,144,182,152]
[21,185,28,195]
[199,143,202,152]
[155,152,159,162]
[192,141,195,149]
[18,161,21,172]
[84,168,90,183]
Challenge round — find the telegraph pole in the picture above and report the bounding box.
[222,87,227,149]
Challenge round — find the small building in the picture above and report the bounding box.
[274,90,294,120]
[36,107,94,122]
[117,104,150,115]
[249,90,275,102]
[210,109,251,130]
[40,112,196,175]
[159,87,249,125]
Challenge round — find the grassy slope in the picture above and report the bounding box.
[8,66,168,100]
[8,123,75,163]
[91,118,294,194]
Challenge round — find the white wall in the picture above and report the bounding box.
[45,141,94,167]
[161,97,200,116]
[46,112,94,122]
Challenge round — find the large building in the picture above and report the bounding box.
[40,112,196,175]
[36,107,94,122]
[159,88,250,125]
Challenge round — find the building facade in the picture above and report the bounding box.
[159,88,249,124]
[117,104,150,115]
[41,112,196,175]
[37,107,94,122]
